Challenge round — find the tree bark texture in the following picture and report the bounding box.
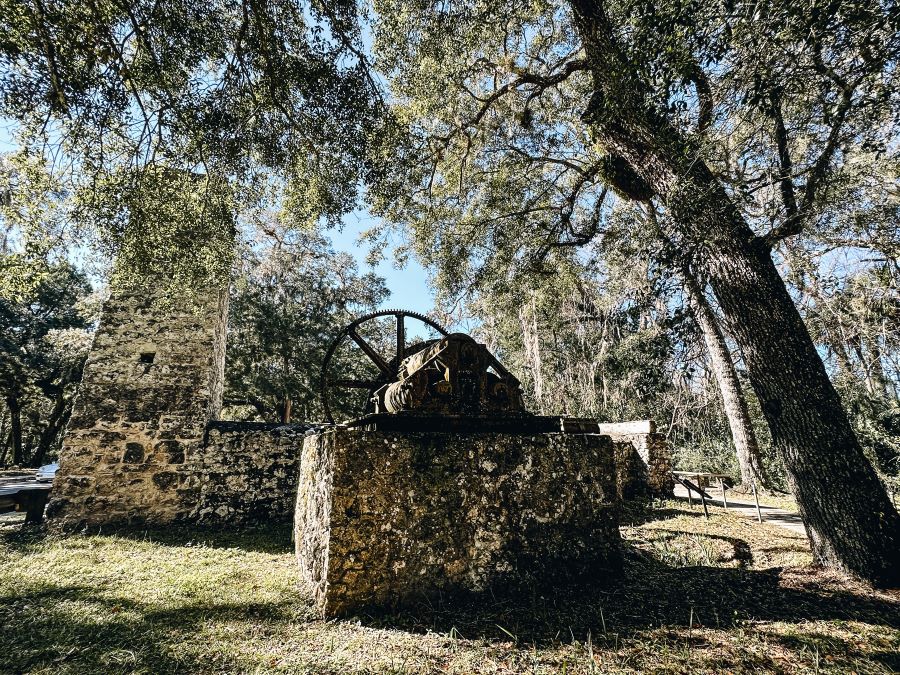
[6,396,23,466]
[683,273,769,490]
[30,387,68,468]
[569,0,900,585]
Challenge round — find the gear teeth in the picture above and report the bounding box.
[349,308,446,331]
[319,309,449,423]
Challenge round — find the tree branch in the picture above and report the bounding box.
[686,63,712,133]
[763,75,859,246]
[768,90,799,221]
[440,59,588,145]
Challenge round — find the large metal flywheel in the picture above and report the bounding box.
[319,310,449,423]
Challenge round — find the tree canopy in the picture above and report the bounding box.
[0,0,382,291]
[368,0,899,289]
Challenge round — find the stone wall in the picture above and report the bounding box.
[600,421,674,499]
[193,422,306,524]
[638,433,674,497]
[613,440,650,501]
[295,428,621,617]
[48,280,230,528]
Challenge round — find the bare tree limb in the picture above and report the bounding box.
[438,59,588,147]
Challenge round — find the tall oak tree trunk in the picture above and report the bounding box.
[570,0,900,585]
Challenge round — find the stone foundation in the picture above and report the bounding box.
[295,427,621,617]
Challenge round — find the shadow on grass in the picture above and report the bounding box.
[0,520,294,555]
[2,516,898,673]
[105,521,295,554]
[360,543,900,646]
[0,580,305,673]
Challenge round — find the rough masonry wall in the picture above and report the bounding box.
[610,434,674,499]
[613,440,650,501]
[598,422,674,499]
[631,433,674,497]
[48,281,229,528]
[295,428,621,617]
[193,422,305,525]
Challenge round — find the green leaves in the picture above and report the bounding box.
[0,0,381,288]
[0,260,93,466]
[223,228,388,422]
[76,165,237,294]
[0,152,75,302]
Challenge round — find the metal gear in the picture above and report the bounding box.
[319,309,449,424]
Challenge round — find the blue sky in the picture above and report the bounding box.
[330,210,434,314]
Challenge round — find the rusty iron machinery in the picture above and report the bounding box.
[319,310,525,424]
[378,332,525,416]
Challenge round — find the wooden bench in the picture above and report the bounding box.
[672,470,732,519]
[0,479,52,524]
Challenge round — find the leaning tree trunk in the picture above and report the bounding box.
[683,272,770,490]
[570,0,900,586]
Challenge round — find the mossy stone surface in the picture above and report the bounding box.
[295,428,621,617]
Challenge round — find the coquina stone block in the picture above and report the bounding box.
[295,427,621,617]
[48,279,230,528]
[598,422,674,499]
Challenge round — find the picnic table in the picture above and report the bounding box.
[0,476,52,524]
[672,470,763,521]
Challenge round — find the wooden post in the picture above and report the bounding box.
[19,489,49,525]
[720,477,728,511]
[751,479,763,523]
[700,488,709,519]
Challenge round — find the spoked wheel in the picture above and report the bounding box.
[320,309,449,423]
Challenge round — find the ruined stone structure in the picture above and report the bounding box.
[295,427,621,616]
[48,280,303,528]
[50,278,669,582]
[598,421,674,499]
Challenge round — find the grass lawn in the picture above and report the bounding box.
[1,501,898,674]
